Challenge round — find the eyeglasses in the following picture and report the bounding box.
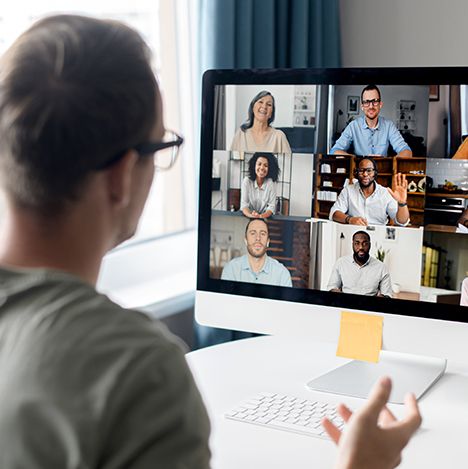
[361,98,381,107]
[134,130,184,171]
[98,130,184,171]
[356,168,375,175]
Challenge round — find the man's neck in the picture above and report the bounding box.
[359,181,376,197]
[365,116,379,129]
[248,253,267,273]
[353,254,370,266]
[0,203,108,286]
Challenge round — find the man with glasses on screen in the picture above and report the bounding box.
[0,14,420,469]
[330,84,412,158]
[330,158,410,226]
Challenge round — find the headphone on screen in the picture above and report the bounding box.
[354,157,378,178]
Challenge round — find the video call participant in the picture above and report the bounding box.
[221,219,292,287]
[241,152,279,219]
[330,157,410,226]
[330,84,412,158]
[327,231,393,297]
[0,15,421,469]
[231,90,292,154]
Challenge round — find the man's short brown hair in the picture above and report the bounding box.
[0,15,157,213]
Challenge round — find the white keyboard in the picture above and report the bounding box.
[225,392,344,439]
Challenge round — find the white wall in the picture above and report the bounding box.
[340,0,468,67]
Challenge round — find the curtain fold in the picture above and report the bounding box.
[196,0,341,348]
[201,0,341,71]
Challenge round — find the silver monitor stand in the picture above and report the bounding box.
[307,351,447,404]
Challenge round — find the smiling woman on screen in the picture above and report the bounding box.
[231,90,291,154]
[240,152,280,219]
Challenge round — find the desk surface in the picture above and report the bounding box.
[187,336,468,468]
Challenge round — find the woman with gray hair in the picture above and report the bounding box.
[231,90,291,154]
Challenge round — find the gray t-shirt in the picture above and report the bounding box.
[0,266,211,468]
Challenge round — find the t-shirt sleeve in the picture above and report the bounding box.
[101,342,211,469]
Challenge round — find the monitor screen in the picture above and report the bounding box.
[197,68,468,335]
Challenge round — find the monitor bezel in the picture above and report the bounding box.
[198,67,468,323]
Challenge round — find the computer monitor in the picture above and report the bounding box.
[196,68,468,403]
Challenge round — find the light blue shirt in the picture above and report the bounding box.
[221,255,292,287]
[330,116,411,156]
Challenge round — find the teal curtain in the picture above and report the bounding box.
[195,0,341,348]
[200,0,341,71]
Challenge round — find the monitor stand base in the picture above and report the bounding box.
[306,351,447,404]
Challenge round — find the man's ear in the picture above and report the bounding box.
[105,150,139,209]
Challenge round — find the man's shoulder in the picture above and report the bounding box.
[335,255,353,267]
[368,256,386,269]
[0,267,184,354]
[267,256,287,269]
[226,255,247,267]
[374,181,393,198]
[348,117,364,129]
[222,255,248,280]
[379,116,396,128]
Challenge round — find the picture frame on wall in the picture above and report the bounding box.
[347,95,360,115]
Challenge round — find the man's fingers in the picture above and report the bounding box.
[378,405,397,427]
[363,376,392,421]
[321,417,342,444]
[385,393,422,443]
[402,393,422,434]
[337,403,353,422]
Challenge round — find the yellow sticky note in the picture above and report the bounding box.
[336,311,383,363]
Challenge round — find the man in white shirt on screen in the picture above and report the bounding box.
[329,157,410,226]
[327,231,393,297]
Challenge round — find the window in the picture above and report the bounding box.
[0,0,198,242]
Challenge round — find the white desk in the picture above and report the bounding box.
[187,335,468,468]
